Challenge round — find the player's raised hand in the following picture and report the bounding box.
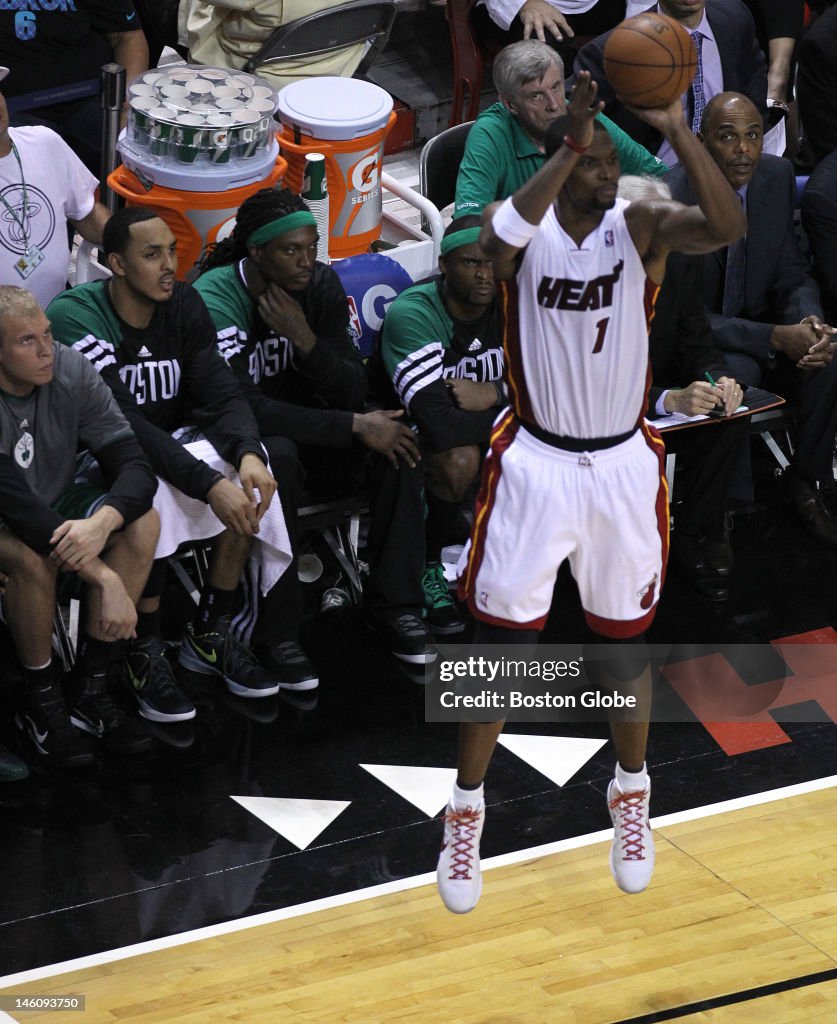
[622,95,689,139]
[566,71,604,149]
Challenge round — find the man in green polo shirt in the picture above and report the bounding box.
[454,39,666,219]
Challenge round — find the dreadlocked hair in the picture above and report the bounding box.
[196,188,309,274]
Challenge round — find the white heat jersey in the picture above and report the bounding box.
[500,197,658,438]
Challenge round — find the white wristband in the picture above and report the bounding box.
[491,197,539,248]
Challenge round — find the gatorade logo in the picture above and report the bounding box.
[361,284,399,332]
[350,149,379,196]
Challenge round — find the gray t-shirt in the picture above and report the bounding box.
[0,342,132,505]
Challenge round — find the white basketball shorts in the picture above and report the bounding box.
[458,412,669,638]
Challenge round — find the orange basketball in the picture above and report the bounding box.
[603,12,697,109]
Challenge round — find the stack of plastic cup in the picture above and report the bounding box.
[302,153,330,264]
[124,64,279,165]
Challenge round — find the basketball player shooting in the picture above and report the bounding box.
[436,71,746,914]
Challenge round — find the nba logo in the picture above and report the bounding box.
[346,296,362,349]
[605,230,614,247]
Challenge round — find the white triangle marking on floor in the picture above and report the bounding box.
[359,764,458,817]
[497,734,608,787]
[231,796,351,851]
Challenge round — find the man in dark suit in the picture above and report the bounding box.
[796,4,837,166]
[649,253,750,598]
[667,92,837,546]
[573,0,767,161]
[620,174,747,598]
[801,151,837,323]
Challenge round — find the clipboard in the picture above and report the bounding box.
[650,387,785,434]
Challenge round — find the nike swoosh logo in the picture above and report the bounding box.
[127,665,145,691]
[26,717,48,745]
[191,640,218,663]
[127,11,136,19]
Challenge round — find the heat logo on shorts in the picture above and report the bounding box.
[637,574,658,610]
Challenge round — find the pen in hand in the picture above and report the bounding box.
[704,371,741,416]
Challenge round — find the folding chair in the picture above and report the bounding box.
[73,240,111,286]
[750,405,795,475]
[297,496,369,604]
[53,600,81,673]
[243,0,397,78]
[168,543,212,607]
[418,120,473,232]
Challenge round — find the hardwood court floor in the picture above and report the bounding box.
[2,784,836,1024]
[1,434,836,1019]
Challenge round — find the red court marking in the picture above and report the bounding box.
[662,628,837,755]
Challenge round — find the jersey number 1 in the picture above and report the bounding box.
[592,317,610,354]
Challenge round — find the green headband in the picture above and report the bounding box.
[247,210,317,247]
[440,226,482,257]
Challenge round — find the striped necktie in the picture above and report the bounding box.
[689,31,705,134]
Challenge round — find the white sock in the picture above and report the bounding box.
[452,781,484,812]
[615,762,649,793]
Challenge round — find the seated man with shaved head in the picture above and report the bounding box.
[666,92,837,546]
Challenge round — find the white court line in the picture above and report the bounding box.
[1,773,836,990]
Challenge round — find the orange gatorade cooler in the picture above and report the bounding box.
[108,153,286,281]
[110,65,287,280]
[277,78,395,259]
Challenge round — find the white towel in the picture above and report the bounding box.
[153,439,292,596]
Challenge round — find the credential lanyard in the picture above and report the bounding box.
[0,142,30,252]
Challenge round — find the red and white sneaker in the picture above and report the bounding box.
[608,777,654,894]
[436,801,485,914]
